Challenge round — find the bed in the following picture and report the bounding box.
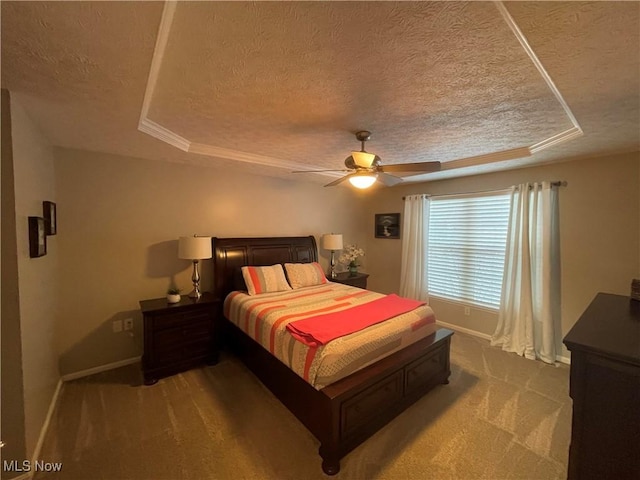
[212,236,453,475]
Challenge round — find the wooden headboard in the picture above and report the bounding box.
[211,236,318,299]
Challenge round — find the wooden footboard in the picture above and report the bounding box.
[222,317,453,475]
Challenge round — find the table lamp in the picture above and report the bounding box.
[178,235,212,298]
[322,233,343,279]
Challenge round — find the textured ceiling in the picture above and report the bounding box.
[1,1,639,187]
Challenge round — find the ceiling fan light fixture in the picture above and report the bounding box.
[349,173,377,189]
[292,130,439,188]
[351,151,376,168]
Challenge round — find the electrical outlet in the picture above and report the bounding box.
[464,307,471,316]
[124,318,134,331]
[112,319,123,333]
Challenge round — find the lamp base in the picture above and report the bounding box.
[189,260,202,299]
[188,288,202,299]
[329,250,338,279]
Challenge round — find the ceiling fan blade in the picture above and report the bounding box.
[377,172,403,187]
[379,161,441,173]
[324,173,355,187]
[292,169,350,173]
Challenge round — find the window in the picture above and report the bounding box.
[427,191,510,309]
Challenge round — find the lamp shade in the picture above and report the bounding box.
[178,236,212,260]
[322,234,343,251]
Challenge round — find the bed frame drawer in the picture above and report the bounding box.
[340,370,403,439]
[404,342,448,395]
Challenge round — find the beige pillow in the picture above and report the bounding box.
[284,262,328,289]
[241,264,292,295]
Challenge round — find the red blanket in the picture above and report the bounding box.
[286,294,426,347]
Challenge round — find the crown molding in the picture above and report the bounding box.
[136,1,585,179]
[494,1,583,134]
[137,1,330,175]
[139,118,190,151]
[530,127,584,153]
[442,146,532,170]
[138,0,176,126]
[189,142,329,173]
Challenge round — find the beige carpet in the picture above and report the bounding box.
[34,332,571,479]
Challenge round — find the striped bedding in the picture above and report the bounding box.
[223,282,437,390]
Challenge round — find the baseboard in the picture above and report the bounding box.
[436,320,493,341]
[21,378,63,479]
[436,320,571,365]
[61,356,141,382]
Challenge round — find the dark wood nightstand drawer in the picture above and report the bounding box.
[154,341,212,366]
[344,276,367,289]
[151,309,211,331]
[153,320,211,351]
[329,272,369,289]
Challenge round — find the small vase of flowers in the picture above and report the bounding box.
[339,244,365,276]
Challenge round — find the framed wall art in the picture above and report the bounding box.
[43,201,56,235]
[375,213,401,239]
[29,216,47,258]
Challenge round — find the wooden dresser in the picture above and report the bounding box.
[563,293,640,480]
[140,293,220,385]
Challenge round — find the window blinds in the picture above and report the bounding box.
[427,191,510,309]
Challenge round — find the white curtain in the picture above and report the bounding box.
[399,195,430,301]
[491,182,561,364]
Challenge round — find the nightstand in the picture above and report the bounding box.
[329,272,369,289]
[140,292,220,385]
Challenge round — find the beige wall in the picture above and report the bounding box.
[363,152,640,358]
[1,90,27,478]
[9,96,60,458]
[54,148,367,375]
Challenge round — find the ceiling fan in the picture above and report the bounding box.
[292,131,441,188]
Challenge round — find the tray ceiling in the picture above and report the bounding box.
[1,1,638,186]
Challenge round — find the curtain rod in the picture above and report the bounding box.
[402,181,567,200]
